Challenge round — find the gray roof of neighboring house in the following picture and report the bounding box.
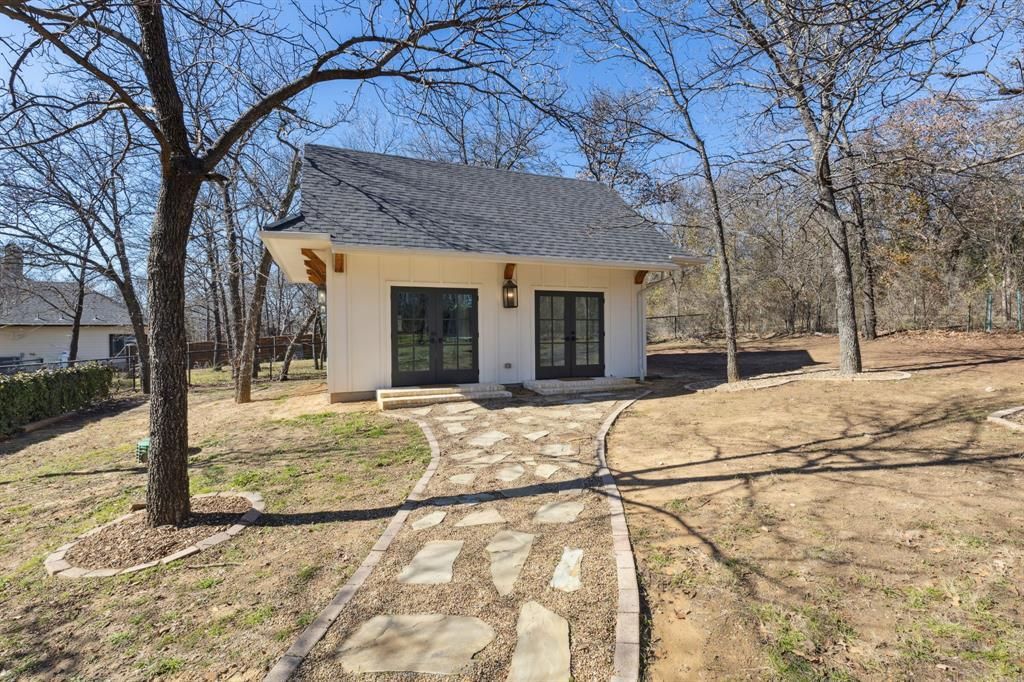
[266,145,686,266]
[0,280,131,326]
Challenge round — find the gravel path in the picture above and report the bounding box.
[292,393,637,681]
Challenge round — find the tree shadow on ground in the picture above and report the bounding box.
[608,385,1024,677]
[648,349,819,380]
[0,396,147,459]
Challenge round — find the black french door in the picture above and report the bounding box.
[391,287,479,387]
[535,291,605,379]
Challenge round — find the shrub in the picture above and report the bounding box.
[0,364,115,437]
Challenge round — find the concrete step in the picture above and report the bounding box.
[377,383,506,400]
[378,389,512,410]
[523,377,641,396]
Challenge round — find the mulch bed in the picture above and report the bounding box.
[64,495,252,569]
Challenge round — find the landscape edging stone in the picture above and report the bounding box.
[44,491,265,578]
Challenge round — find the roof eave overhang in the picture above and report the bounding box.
[671,254,710,267]
[259,230,333,283]
[259,229,687,276]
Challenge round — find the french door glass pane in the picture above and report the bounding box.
[538,294,567,368]
[551,342,565,366]
[440,292,474,371]
[577,295,601,367]
[576,341,598,366]
[539,318,554,342]
[395,292,430,372]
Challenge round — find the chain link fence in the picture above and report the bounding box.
[0,335,327,392]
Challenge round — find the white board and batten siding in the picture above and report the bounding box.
[326,251,641,397]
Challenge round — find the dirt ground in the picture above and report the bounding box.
[609,332,1024,680]
[0,380,428,681]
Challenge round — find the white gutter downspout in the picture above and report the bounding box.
[637,274,673,381]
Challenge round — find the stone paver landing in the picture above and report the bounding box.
[338,614,494,674]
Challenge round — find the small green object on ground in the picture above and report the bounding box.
[136,438,149,464]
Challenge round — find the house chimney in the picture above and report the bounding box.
[1,243,24,283]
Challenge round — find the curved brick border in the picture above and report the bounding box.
[263,414,442,682]
[684,369,911,393]
[988,406,1024,432]
[595,391,650,682]
[44,491,265,578]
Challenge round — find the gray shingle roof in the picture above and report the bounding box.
[0,280,131,326]
[269,145,684,266]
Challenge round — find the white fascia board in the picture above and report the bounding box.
[259,229,691,273]
[671,254,710,267]
[322,240,683,272]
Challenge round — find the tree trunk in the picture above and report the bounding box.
[801,132,862,373]
[839,131,878,341]
[68,262,87,364]
[235,248,273,403]
[146,171,202,527]
[279,308,317,380]
[824,210,862,373]
[203,225,226,368]
[119,282,152,394]
[679,105,740,382]
[220,181,244,375]
[106,218,152,393]
[854,213,878,340]
[703,170,739,383]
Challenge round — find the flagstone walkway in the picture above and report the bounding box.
[274,392,642,681]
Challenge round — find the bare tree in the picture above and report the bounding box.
[279,302,319,381]
[234,142,302,403]
[572,88,661,207]
[0,120,152,387]
[1,0,558,526]
[838,126,878,340]
[718,0,966,373]
[405,88,559,172]
[576,0,742,382]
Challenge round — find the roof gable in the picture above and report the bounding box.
[278,145,683,266]
[0,280,131,326]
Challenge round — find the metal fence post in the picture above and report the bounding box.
[986,291,993,332]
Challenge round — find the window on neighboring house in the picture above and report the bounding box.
[109,334,136,358]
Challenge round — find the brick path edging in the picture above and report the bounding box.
[263,413,442,682]
[988,406,1024,432]
[43,491,265,579]
[595,392,649,682]
[684,369,912,393]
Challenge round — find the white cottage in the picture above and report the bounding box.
[260,145,697,406]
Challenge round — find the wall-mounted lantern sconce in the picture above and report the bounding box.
[502,263,518,309]
[503,279,519,308]
[317,287,327,316]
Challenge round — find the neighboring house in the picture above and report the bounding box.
[0,245,135,367]
[260,145,699,402]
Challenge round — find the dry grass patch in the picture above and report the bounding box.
[0,381,428,680]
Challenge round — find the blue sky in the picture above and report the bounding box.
[0,2,1013,183]
[0,3,744,180]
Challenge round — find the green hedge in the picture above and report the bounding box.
[0,364,115,437]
